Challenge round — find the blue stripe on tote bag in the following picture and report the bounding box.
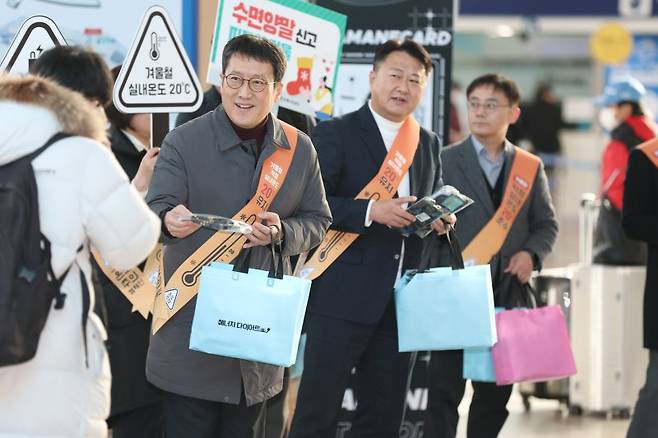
[189,244,311,367]
[463,308,506,382]
[394,229,497,352]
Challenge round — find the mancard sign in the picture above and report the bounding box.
[317,0,454,143]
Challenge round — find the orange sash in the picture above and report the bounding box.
[462,147,540,266]
[151,122,298,334]
[91,244,162,319]
[300,116,420,280]
[639,138,658,168]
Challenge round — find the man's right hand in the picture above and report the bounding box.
[164,204,201,238]
[369,196,417,228]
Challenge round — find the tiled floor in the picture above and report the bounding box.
[456,384,631,438]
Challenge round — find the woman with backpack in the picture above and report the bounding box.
[0,73,160,437]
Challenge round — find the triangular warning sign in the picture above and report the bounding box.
[114,5,202,114]
[0,16,67,75]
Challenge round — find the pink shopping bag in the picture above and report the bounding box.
[492,305,577,385]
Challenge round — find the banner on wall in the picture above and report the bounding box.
[316,0,454,142]
[207,0,347,120]
[0,0,187,69]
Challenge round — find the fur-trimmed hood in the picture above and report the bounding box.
[0,74,108,165]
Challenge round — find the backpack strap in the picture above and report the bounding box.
[72,244,91,368]
[54,244,91,367]
[29,133,73,161]
[29,133,89,366]
[79,260,90,368]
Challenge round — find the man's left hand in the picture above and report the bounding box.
[504,250,534,284]
[431,214,457,235]
[243,212,282,248]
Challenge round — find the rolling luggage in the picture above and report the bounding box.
[568,264,647,417]
[567,193,648,417]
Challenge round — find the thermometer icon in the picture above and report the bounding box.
[150,32,160,61]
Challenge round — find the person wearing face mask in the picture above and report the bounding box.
[593,77,657,265]
[288,39,453,438]
[144,34,331,438]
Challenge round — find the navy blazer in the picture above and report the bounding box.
[308,104,442,324]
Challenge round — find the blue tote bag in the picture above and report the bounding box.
[394,229,497,352]
[189,246,311,367]
[463,308,506,382]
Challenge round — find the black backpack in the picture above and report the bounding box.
[0,133,87,366]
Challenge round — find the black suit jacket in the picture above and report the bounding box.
[622,148,658,349]
[308,104,442,324]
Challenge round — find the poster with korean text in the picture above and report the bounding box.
[207,0,346,119]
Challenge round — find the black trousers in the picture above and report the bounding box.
[163,390,263,438]
[425,350,513,438]
[628,350,658,438]
[289,297,411,438]
[109,403,164,438]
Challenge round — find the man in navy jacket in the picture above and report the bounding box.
[289,39,450,438]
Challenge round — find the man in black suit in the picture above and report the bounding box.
[289,39,452,438]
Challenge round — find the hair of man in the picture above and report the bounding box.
[467,73,521,106]
[373,38,433,75]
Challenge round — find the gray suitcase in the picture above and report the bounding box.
[568,264,647,418]
[567,193,648,418]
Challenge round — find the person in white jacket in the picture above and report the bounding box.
[0,74,160,437]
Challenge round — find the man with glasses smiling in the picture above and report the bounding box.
[144,34,331,438]
[424,74,558,438]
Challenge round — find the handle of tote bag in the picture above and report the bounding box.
[267,235,284,280]
[522,283,538,309]
[445,226,465,270]
[232,228,284,279]
[509,276,537,309]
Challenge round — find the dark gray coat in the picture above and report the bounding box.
[437,137,558,304]
[145,105,331,405]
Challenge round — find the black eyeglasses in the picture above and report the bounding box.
[222,74,276,93]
